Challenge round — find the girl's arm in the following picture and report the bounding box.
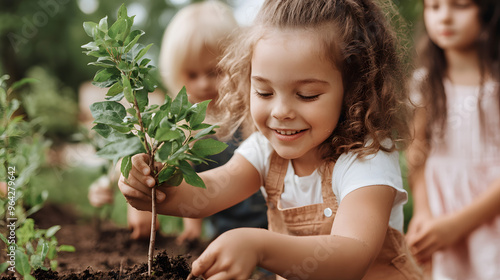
[192,185,397,280]
[118,153,262,218]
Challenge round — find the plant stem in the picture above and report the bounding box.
[148,181,157,276]
[133,95,157,276]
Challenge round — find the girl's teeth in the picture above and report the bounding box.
[277,130,300,135]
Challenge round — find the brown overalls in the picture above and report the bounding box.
[265,152,423,280]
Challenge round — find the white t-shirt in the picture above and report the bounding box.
[235,132,408,232]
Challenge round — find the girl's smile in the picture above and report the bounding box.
[250,28,344,171]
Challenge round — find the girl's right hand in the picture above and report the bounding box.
[118,154,166,211]
[405,210,433,263]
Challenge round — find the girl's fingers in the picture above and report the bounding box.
[192,251,217,278]
[119,175,152,202]
[132,154,154,176]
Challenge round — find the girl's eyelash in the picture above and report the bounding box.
[297,93,320,101]
[254,91,273,98]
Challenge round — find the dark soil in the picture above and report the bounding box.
[0,204,273,279]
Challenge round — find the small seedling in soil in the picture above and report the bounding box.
[82,4,227,276]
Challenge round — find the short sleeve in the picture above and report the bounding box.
[333,148,407,209]
[234,132,273,184]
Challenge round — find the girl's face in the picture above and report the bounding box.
[250,29,344,167]
[182,47,220,104]
[424,0,481,52]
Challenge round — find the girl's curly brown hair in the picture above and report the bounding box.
[213,0,411,162]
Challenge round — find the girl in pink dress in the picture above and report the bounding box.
[406,0,500,279]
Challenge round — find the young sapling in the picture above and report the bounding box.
[82,4,227,275]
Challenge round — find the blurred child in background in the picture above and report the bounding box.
[406,0,500,279]
[127,0,268,242]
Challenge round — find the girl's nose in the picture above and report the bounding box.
[271,96,295,120]
[439,5,452,23]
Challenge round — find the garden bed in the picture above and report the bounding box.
[1,204,274,279]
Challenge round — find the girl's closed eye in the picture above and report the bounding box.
[297,92,321,101]
[254,90,273,98]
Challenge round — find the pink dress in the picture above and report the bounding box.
[424,80,500,280]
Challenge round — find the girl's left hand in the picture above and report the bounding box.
[191,228,262,279]
[407,214,462,263]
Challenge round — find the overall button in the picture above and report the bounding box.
[324,207,333,217]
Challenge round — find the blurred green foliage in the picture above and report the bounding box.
[0,0,421,92]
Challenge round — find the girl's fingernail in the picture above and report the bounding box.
[156,191,165,201]
[147,178,155,186]
[143,168,149,175]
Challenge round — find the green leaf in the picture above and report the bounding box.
[168,145,189,164]
[0,262,9,273]
[155,127,183,142]
[118,4,128,19]
[98,16,108,31]
[45,225,60,238]
[92,123,112,138]
[192,123,212,130]
[136,89,149,112]
[0,233,8,244]
[10,78,38,91]
[121,155,132,178]
[107,82,123,97]
[83,21,98,37]
[122,74,133,103]
[187,100,210,128]
[193,124,217,140]
[93,68,119,84]
[134,43,153,61]
[190,138,228,157]
[170,87,190,120]
[87,61,114,68]
[124,30,144,53]
[156,141,179,162]
[97,137,146,163]
[30,254,44,270]
[140,58,151,67]
[40,241,49,259]
[108,18,128,41]
[58,245,76,252]
[143,73,157,92]
[15,249,31,276]
[90,101,129,132]
[158,165,175,184]
[179,160,205,188]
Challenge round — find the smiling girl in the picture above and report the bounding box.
[119,0,423,279]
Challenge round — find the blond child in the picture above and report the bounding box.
[127,0,267,242]
[405,0,500,279]
[119,0,423,279]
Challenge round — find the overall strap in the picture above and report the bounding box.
[320,163,337,207]
[264,151,289,205]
